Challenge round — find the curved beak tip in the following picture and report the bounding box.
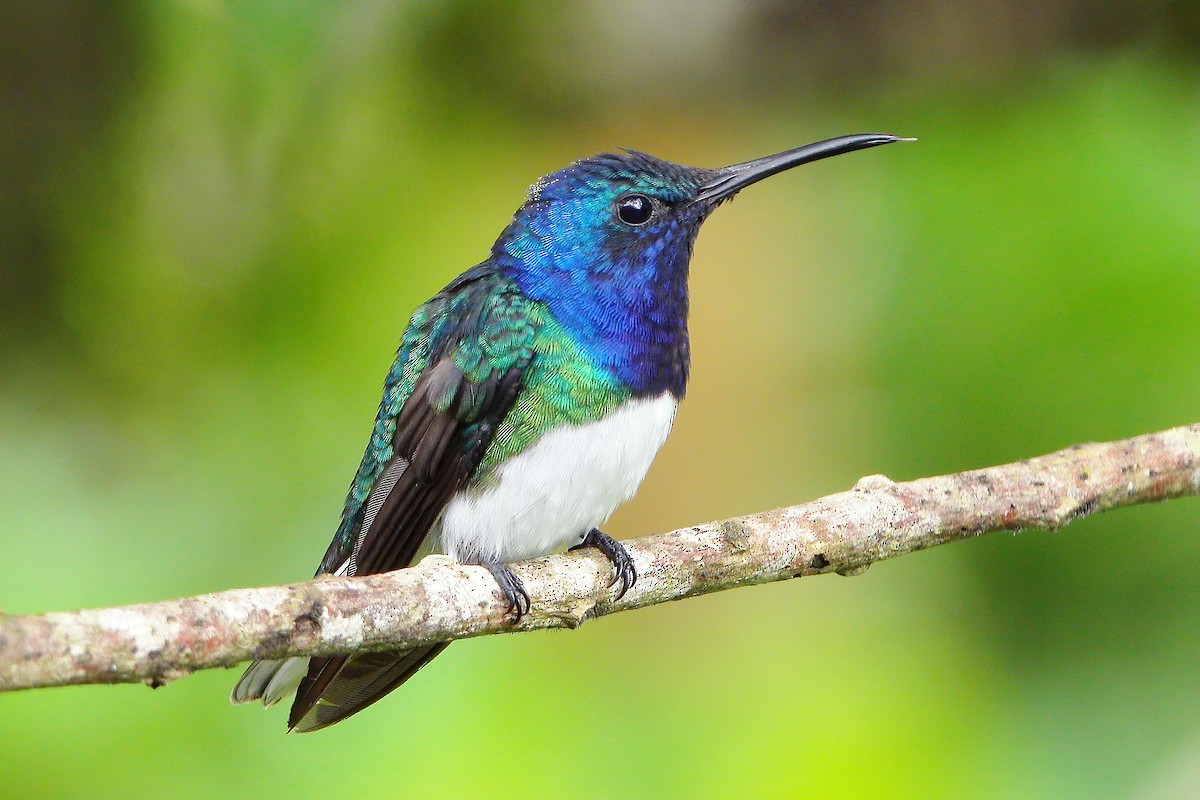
[695,132,915,204]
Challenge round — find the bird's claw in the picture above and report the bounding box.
[571,529,637,600]
[485,561,531,622]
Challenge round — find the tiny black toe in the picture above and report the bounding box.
[485,561,530,622]
[574,529,637,600]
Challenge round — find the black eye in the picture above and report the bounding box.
[616,194,654,226]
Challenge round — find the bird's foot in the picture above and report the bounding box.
[483,560,531,622]
[570,528,637,599]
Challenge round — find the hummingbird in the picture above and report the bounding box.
[231,133,908,732]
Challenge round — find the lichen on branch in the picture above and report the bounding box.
[2,423,1198,693]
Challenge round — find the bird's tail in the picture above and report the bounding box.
[286,645,449,732]
[230,657,310,708]
[229,646,448,732]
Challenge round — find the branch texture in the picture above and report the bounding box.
[3,423,1199,693]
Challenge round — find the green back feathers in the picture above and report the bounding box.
[330,270,629,561]
[477,309,632,475]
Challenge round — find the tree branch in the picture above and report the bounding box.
[3,423,1199,693]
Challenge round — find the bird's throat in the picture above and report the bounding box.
[498,245,692,397]
[532,270,690,397]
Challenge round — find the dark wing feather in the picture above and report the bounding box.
[288,269,536,732]
[313,649,447,711]
[290,645,448,733]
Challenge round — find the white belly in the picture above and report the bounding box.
[438,392,677,564]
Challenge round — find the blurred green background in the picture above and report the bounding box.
[3,2,1200,797]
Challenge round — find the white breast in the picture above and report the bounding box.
[438,392,677,564]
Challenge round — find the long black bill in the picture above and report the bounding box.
[694,133,912,205]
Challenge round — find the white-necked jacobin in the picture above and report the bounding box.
[231,133,908,732]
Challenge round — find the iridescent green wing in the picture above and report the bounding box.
[294,266,536,731]
[315,265,536,577]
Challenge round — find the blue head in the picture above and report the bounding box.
[492,134,908,397]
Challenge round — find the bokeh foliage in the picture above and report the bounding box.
[3,2,1199,797]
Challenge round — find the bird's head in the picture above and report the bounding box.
[493,133,909,288]
[490,134,909,393]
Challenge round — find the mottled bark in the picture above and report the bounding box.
[3,423,1199,693]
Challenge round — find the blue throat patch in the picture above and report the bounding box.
[492,152,714,397]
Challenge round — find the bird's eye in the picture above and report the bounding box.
[615,194,654,226]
